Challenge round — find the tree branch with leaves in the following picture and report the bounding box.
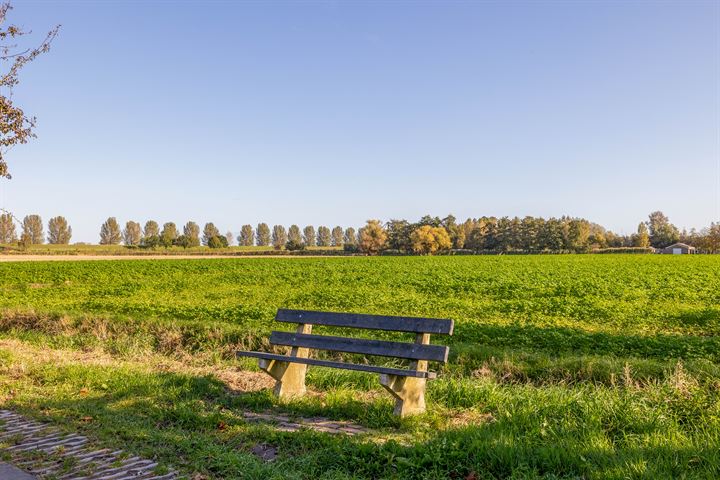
[0,2,59,179]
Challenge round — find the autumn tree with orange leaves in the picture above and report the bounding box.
[359,220,387,255]
[410,225,452,255]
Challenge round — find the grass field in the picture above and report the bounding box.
[0,255,718,479]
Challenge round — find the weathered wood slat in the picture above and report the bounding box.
[269,331,449,362]
[275,309,454,335]
[236,351,437,379]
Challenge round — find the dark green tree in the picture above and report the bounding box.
[482,217,500,251]
[208,235,228,249]
[646,211,679,248]
[442,214,465,249]
[494,217,517,252]
[202,222,220,246]
[285,238,305,251]
[539,218,564,251]
[465,226,484,251]
[519,216,540,251]
[417,215,442,227]
[385,219,412,252]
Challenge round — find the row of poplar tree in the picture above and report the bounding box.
[0,214,71,245]
[96,217,357,249]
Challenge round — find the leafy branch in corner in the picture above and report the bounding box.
[0,2,59,179]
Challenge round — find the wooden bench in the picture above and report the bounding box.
[236,309,454,417]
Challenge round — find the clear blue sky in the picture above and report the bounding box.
[2,0,718,242]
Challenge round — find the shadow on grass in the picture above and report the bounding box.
[671,307,720,329]
[5,361,719,480]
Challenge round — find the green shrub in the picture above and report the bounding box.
[285,239,306,251]
[207,235,228,249]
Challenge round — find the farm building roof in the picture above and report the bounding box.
[665,243,695,249]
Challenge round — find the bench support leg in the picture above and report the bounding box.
[258,323,312,400]
[379,374,426,417]
[258,359,308,399]
[380,332,431,417]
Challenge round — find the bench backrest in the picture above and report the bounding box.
[276,309,454,335]
[271,309,453,365]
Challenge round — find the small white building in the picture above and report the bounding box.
[661,243,696,254]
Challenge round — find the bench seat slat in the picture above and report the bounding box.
[275,309,454,335]
[236,351,437,379]
[270,331,449,362]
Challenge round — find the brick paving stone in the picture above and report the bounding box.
[0,410,179,480]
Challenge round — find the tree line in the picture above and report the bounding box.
[1,211,718,254]
[106,211,715,254]
[0,213,71,245]
[369,212,719,254]
[96,218,356,250]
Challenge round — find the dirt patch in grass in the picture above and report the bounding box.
[215,369,274,393]
[446,410,495,428]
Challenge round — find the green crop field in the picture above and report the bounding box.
[0,255,718,479]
